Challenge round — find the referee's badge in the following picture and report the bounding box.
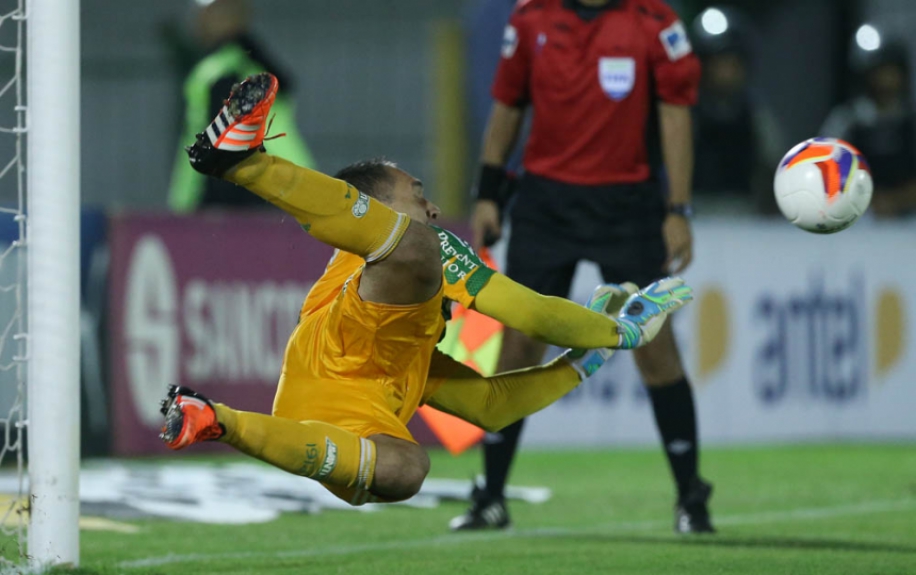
[598,57,635,101]
[660,20,692,61]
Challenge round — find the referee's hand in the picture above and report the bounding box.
[663,214,693,274]
[471,200,502,250]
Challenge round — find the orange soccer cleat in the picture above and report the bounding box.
[159,385,225,450]
[186,72,279,177]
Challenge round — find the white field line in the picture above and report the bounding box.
[119,498,916,569]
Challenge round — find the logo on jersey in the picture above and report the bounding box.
[598,57,636,101]
[660,20,692,61]
[351,192,370,218]
[502,25,519,59]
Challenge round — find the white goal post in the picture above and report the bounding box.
[26,0,81,568]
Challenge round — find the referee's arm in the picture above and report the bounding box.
[659,102,694,273]
[481,102,525,167]
[471,102,525,250]
[647,3,701,273]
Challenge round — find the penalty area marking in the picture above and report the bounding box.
[119,498,916,569]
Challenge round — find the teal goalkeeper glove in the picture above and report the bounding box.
[563,283,637,380]
[614,277,693,350]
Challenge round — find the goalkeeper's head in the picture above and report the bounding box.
[335,159,442,225]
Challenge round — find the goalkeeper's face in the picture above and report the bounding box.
[385,167,441,225]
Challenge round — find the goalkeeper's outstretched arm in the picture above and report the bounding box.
[471,272,623,349]
[425,350,590,433]
[437,226,690,351]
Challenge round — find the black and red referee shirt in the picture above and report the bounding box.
[492,0,701,186]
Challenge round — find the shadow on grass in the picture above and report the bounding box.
[570,534,916,555]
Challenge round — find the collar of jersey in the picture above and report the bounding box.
[561,0,623,21]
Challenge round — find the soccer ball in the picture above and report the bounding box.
[773,137,873,234]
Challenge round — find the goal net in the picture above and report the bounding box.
[0,0,28,567]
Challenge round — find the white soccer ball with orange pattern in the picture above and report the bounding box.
[773,137,873,234]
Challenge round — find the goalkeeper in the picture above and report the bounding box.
[159,73,693,505]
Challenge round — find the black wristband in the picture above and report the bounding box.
[475,164,507,203]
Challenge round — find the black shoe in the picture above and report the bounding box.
[449,484,511,531]
[675,478,716,534]
[185,72,279,178]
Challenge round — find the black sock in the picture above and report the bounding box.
[482,417,526,500]
[647,378,699,501]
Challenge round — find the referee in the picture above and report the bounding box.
[451,0,714,533]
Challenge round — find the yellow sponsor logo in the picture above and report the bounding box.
[874,289,906,381]
[695,287,729,381]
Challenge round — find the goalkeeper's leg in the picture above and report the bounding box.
[159,386,429,504]
[184,73,440,306]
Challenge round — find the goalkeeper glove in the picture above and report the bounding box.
[563,283,637,380]
[614,277,693,350]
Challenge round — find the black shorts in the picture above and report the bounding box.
[505,172,667,297]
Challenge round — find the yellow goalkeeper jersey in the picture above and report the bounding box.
[272,225,496,443]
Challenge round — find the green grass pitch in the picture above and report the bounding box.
[10,444,916,574]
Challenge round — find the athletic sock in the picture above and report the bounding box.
[646,378,699,500]
[225,153,409,262]
[483,417,526,500]
[214,404,376,495]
